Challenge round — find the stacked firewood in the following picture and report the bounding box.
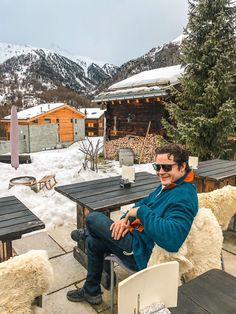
[105,134,165,163]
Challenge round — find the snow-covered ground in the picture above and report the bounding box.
[0,138,155,230]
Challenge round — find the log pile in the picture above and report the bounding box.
[105,134,165,163]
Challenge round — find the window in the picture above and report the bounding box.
[88,122,94,127]
[99,122,103,128]
[71,119,73,123]
[88,132,94,136]
[44,118,51,124]
[56,119,60,123]
[74,119,77,124]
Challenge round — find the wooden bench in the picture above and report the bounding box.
[37,175,57,192]
[0,155,31,164]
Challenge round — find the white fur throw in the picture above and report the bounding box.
[198,185,236,230]
[0,250,53,314]
[148,207,223,282]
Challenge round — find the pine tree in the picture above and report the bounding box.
[163,0,236,159]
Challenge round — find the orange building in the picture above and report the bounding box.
[0,103,85,143]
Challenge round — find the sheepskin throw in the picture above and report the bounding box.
[0,250,53,314]
[148,207,223,282]
[198,185,236,231]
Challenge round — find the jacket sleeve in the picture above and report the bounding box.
[120,186,160,220]
[137,195,198,252]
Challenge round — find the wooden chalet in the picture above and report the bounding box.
[93,65,183,140]
[0,102,85,143]
[79,108,105,136]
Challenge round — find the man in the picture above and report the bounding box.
[67,144,198,305]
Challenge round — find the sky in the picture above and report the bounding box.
[0,0,188,66]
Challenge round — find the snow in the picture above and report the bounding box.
[3,102,64,120]
[79,108,106,119]
[0,138,155,230]
[171,34,187,45]
[109,64,184,91]
[0,42,110,72]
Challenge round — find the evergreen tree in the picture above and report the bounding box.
[163,0,236,159]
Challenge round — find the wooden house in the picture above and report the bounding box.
[0,102,85,143]
[79,108,105,137]
[93,65,183,140]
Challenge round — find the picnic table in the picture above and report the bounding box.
[0,195,45,261]
[55,171,159,267]
[170,269,236,313]
[194,159,236,231]
[194,159,236,192]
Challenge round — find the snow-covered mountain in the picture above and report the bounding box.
[0,42,118,107]
[0,36,182,108]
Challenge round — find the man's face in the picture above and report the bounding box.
[155,153,186,186]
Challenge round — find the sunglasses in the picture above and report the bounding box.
[152,163,177,172]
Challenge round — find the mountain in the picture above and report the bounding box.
[0,36,182,108]
[0,43,118,107]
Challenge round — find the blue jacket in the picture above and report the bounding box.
[129,170,198,270]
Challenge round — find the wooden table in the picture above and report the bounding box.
[170,269,236,313]
[194,159,236,193]
[0,195,45,262]
[194,159,236,231]
[55,171,159,267]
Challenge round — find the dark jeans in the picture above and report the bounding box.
[83,212,139,296]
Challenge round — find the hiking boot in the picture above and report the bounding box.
[71,228,87,242]
[67,288,102,305]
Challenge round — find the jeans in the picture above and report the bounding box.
[83,212,139,296]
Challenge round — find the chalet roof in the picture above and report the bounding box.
[3,103,85,121]
[93,64,184,103]
[78,108,105,119]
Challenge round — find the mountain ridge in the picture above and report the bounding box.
[0,37,182,109]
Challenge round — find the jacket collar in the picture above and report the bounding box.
[163,169,194,191]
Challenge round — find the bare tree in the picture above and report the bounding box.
[78,138,103,172]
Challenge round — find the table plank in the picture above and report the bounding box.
[77,181,158,205]
[86,187,158,211]
[0,203,29,216]
[196,164,236,178]
[0,220,45,241]
[198,159,230,168]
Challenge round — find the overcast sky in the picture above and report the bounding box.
[0,0,188,65]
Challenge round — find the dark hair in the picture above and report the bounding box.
[155,144,190,170]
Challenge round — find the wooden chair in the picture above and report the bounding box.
[118,261,179,314]
[105,254,178,314]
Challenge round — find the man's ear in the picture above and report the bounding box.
[181,162,187,171]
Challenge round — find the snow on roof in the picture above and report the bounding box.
[109,64,184,91]
[93,85,166,103]
[4,103,65,120]
[79,108,105,119]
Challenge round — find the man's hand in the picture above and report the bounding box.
[124,207,139,224]
[110,218,130,240]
